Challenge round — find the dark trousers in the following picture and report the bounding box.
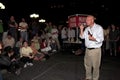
[20,57,33,64]
[8,61,20,73]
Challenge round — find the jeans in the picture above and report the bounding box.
[20,31,28,41]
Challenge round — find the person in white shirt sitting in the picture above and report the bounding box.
[20,41,34,68]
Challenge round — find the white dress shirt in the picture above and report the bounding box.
[80,23,104,48]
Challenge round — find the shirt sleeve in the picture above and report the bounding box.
[79,28,87,39]
[94,26,104,44]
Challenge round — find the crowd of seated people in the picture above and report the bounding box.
[0,32,58,77]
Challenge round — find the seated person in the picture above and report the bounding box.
[14,37,24,55]
[20,41,34,68]
[48,37,57,52]
[15,37,23,49]
[30,41,45,61]
[31,34,40,51]
[3,33,15,48]
[0,46,21,75]
[40,39,52,54]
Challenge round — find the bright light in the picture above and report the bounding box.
[30,13,39,18]
[0,2,5,9]
[39,19,46,23]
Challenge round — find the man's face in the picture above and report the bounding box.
[86,16,94,27]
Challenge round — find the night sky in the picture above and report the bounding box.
[0,0,120,27]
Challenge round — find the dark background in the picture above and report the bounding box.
[0,0,120,28]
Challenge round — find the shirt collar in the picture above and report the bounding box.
[88,23,96,29]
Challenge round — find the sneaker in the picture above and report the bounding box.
[24,64,27,68]
[28,63,33,66]
[52,49,57,52]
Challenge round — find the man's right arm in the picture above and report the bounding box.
[79,25,85,39]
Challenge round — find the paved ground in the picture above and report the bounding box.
[1,50,120,80]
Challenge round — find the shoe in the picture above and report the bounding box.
[52,49,57,52]
[24,64,27,68]
[28,63,33,66]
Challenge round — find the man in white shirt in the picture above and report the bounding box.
[79,15,104,80]
[19,18,28,41]
[51,25,61,50]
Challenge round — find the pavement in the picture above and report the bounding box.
[1,50,120,80]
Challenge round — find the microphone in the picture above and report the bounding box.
[88,31,92,36]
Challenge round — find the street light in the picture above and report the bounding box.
[0,2,5,9]
[30,13,39,18]
[39,19,46,23]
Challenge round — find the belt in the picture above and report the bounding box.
[87,48,97,50]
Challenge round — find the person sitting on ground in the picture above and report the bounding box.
[0,46,21,75]
[48,37,57,52]
[20,41,34,68]
[31,33,40,51]
[15,37,23,49]
[15,37,24,56]
[3,33,15,48]
[40,38,52,55]
[30,41,45,61]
